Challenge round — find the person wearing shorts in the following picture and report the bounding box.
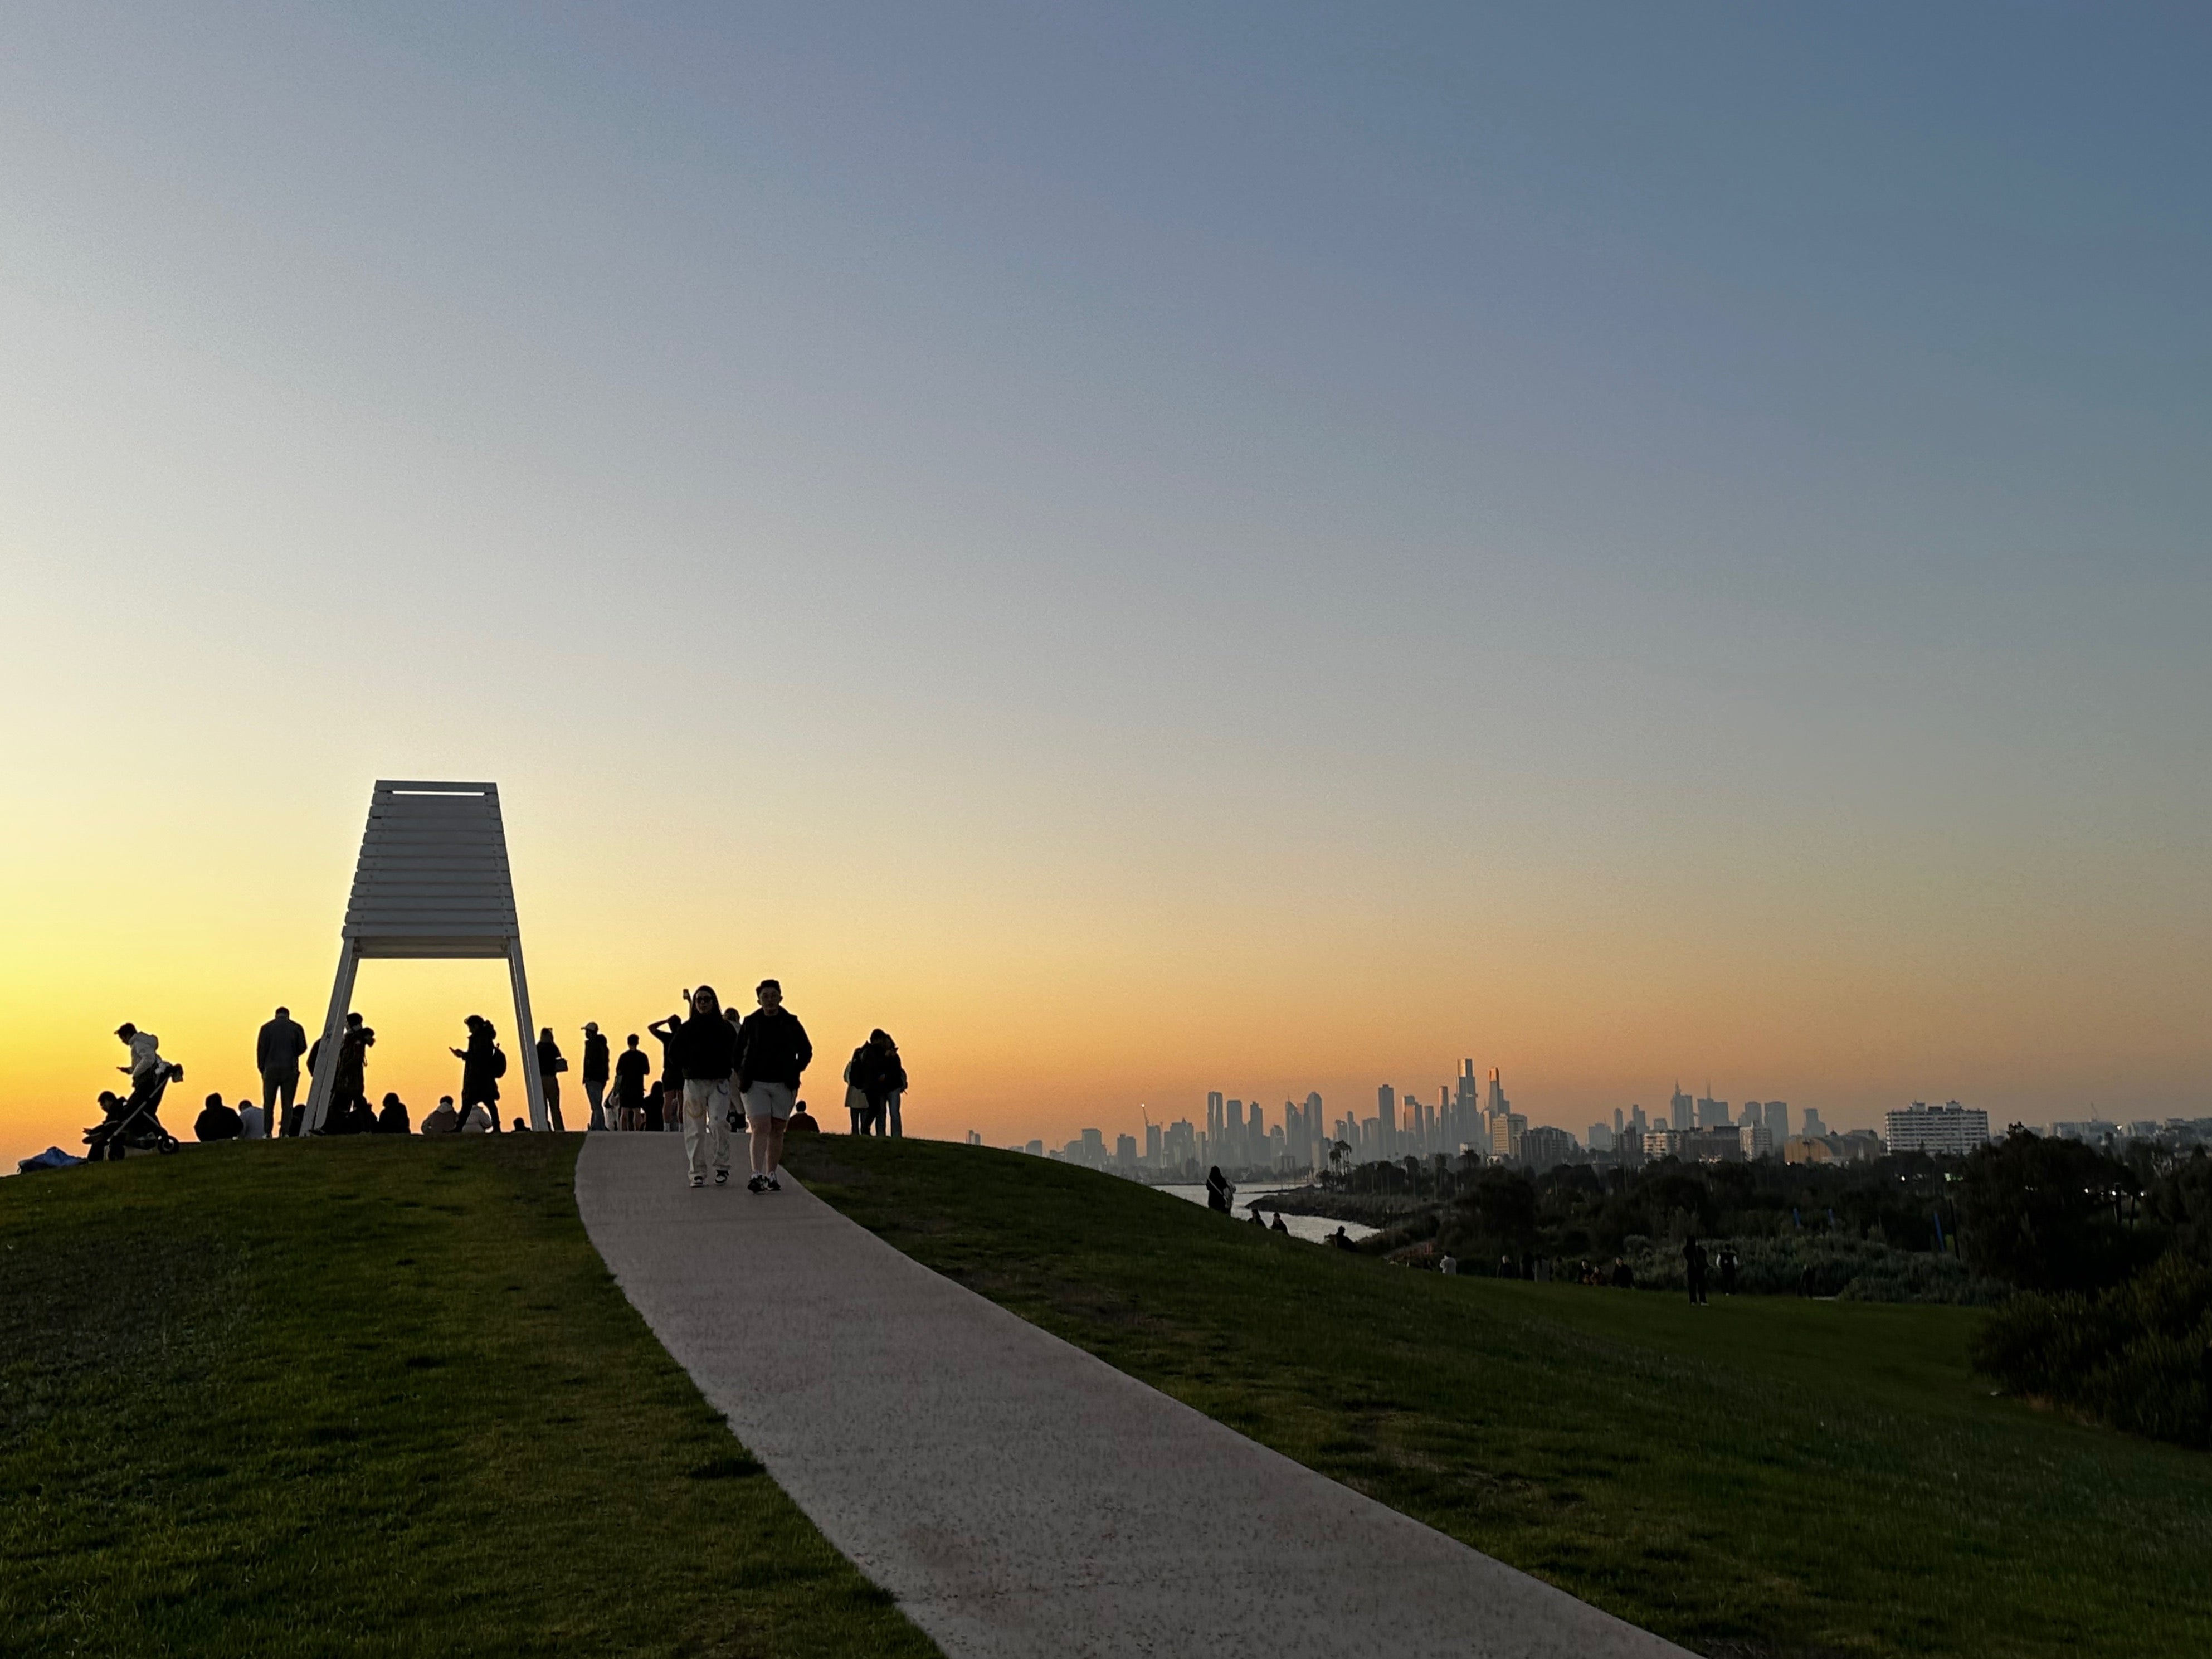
[672,986,740,1188]
[735,979,812,1193]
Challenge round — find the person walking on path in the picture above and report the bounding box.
[736,980,811,1193]
[844,1030,907,1137]
[613,1033,650,1131]
[581,1023,611,1130]
[256,1006,308,1137]
[537,1028,568,1131]
[451,1015,505,1132]
[672,986,739,1188]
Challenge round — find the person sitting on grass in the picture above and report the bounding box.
[420,1096,460,1135]
[1271,1213,1289,1234]
[459,1100,493,1133]
[1329,1225,1353,1251]
[787,1099,820,1135]
[376,1092,411,1135]
[238,1099,266,1139]
[194,1092,242,1142]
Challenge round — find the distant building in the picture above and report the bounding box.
[1115,1133,1138,1171]
[1670,1084,1693,1130]
[1696,1092,1731,1130]
[1884,1101,1989,1157]
[1800,1107,1826,1137]
[1739,1120,1772,1160]
[1521,1125,1577,1171]
[967,1130,983,1146]
[1024,1139,1044,1156]
[1587,1121,1615,1152]
[1765,1101,1790,1139]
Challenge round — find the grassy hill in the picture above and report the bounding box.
[786,1136,2212,1659]
[0,1137,938,1658]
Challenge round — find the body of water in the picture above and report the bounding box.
[1157,1184,1378,1245]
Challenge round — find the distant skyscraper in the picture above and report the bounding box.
[1629,1103,1648,1132]
[1696,1091,1730,1130]
[1144,1122,1162,1166]
[1207,1091,1224,1145]
[1801,1107,1826,1137]
[1767,1101,1790,1138]
[1670,1084,1693,1131]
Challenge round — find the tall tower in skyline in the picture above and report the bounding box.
[1207,1091,1224,1145]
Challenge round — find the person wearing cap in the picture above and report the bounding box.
[581,1021,611,1130]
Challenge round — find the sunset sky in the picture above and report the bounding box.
[3,4,2208,1168]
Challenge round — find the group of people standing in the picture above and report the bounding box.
[91,981,909,1179]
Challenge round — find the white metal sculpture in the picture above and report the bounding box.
[302,780,547,1132]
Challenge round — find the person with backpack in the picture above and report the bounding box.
[612,1032,650,1131]
[451,1015,505,1131]
[735,980,811,1193]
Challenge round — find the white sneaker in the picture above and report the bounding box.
[689,1173,705,1189]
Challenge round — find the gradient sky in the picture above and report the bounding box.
[3,3,2209,1168]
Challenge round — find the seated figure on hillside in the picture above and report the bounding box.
[194,1092,243,1142]
[420,1097,460,1135]
[376,1093,411,1135]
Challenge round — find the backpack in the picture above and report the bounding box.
[491,1047,509,1078]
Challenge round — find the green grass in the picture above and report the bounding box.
[0,1137,939,1658]
[786,1136,2212,1659]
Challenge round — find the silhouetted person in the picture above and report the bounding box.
[644,1079,668,1134]
[194,1092,242,1142]
[648,1000,688,1131]
[1684,1238,1709,1306]
[420,1096,460,1135]
[737,980,811,1193]
[1611,1259,1634,1290]
[459,1100,493,1132]
[613,1033,650,1131]
[1718,1243,1740,1296]
[1329,1225,1354,1251]
[451,1015,504,1131]
[256,1006,308,1137]
[323,1014,374,1133]
[1271,1213,1289,1234]
[671,985,739,1188]
[787,1099,820,1134]
[1205,1166,1233,1213]
[537,1028,567,1131]
[83,1090,129,1161]
[845,1029,905,1137]
[581,1023,611,1130]
[238,1098,266,1139]
[376,1092,411,1135]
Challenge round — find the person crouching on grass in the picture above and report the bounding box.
[675,985,739,1189]
[737,979,812,1193]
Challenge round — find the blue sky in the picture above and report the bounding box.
[2,3,2208,1154]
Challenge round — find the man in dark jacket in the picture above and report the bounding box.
[581,1023,612,1131]
[736,980,811,1193]
[672,986,739,1188]
[257,1006,308,1137]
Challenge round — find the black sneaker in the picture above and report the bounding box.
[747,1174,766,1194]
[714,1169,729,1187]
[766,1175,782,1193]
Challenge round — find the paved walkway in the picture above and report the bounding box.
[576,1136,1687,1659]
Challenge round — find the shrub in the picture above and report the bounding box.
[1971,1253,2212,1449]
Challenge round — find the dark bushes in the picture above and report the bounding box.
[1957,1131,2157,1292]
[1971,1253,2212,1448]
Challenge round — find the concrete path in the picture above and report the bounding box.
[576,1135,1687,1659]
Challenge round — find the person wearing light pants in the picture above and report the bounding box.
[672,986,740,1188]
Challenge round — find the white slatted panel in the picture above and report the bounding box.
[343,781,518,959]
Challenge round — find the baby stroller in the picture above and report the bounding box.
[84,1063,185,1160]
